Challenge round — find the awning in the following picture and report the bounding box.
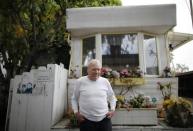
[168,31,193,50]
[67,4,176,37]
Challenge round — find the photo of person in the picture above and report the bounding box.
[102,35,111,55]
[121,34,138,54]
[83,49,96,66]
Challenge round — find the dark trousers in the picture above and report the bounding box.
[80,117,112,131]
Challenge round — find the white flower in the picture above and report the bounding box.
[112,70,120,78]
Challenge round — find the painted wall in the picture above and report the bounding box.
[7,64,68,131]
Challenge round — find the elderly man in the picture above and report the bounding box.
[71,59,117,131]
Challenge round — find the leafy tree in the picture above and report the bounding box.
[0,0,121,129]
[175,64,189,73]
[0,0,121,78]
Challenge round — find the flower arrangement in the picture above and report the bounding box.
[163,97,193,127]
[129,94,145,108]
[101,67,144,97]
[101,67,147,110]
[162,66,172,78]
[100,67,119,78]
[101,67,143,78]
[116,93,157,109]
[129,94,157,108]
[116,95,127,108]
[69,65,79,78]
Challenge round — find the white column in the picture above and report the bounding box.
[95,34,102,64]
[138,32,145,76]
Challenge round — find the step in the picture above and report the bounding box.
[51,118,193,131]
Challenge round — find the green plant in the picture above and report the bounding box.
[129,94,145,108]
[69,113,79,128]
[116,95,127,108]
[163,97,193,127]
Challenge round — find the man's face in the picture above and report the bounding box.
[87,64,101,81]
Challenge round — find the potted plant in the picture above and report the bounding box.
[129,93,145,108]
[163,97,193,127]
[111,93,158,125]
[128,93,157,108]
[162,66,172,78]
[101,67,158,125]
[101,67,144,97]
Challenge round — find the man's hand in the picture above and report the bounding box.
[75,112,85,123]
[106,111,115,119]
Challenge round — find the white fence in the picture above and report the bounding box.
[6,64,68,131]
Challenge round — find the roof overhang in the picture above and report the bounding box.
[66,4,176,37]
[168,32,193,50]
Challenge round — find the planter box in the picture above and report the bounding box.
[109,78,145,86]
[111,108,158,125]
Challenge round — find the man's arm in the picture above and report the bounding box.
[106,80,117,118]
[107,83,117,111]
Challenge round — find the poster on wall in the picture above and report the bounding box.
[17,70,51,95]
[32,71,50,95]
[17,73,33,94]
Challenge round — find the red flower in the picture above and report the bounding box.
[101,67,112,78]
[120,68,129,78]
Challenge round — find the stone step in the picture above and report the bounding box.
[51,126,193,131]
[51,118,193,131]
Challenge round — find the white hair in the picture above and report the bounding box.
[87,59,102,68]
